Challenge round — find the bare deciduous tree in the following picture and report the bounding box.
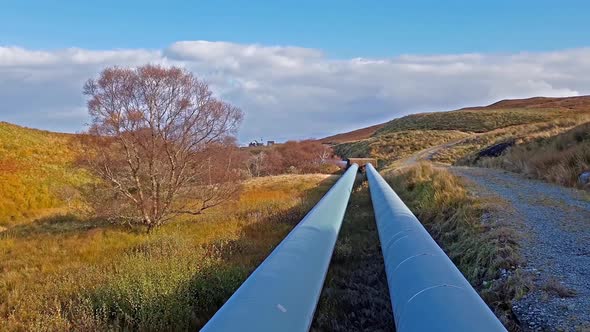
[81,65,243,232]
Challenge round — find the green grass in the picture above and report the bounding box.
[0,122,91,225]
[0,174,336,331]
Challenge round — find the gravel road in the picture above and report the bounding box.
[452,166,590,332]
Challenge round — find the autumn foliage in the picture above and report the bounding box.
[80,65,243,232]
[244,140,339,177]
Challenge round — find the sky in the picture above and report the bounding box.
[1,0,590,142]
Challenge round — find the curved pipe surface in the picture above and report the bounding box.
[201,164,359,332]
[365,163,506,332]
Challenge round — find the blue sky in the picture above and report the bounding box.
[1,1,590,141]
[3,0,589,57]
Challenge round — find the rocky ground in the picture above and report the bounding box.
[453,167,590,332]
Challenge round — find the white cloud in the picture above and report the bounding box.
[1,41,590,142]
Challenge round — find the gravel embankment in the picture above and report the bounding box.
[452,167,590,332]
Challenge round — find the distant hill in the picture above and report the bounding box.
[471,95,590,110]
[327,96,590,142]
[319,123,385,144]
[0,122,90,225]
[328,96,590,172]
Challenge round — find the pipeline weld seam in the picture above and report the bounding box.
[396,284,467,330]
[389,252,439,275]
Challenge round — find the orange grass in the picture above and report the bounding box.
[0,173,336,331]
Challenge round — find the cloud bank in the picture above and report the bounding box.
[1,41,590,142]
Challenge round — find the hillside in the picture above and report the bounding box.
[330,96,590,175]
[477,122,590,187]
[471,95,590,111]
[375,107,566,134]
[331,95,590,142]
[319,123,385,144]
[0,173,337,330]
[0,123,351,330]
[0,122,89,225]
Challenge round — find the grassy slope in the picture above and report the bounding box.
[334,130,469,166]
[329,97,590,145]
[440,116,587,165]
[478,122,590,188]
[0,122,90,225]
[376,107,564,134]
[319,123,385,144]
[332,96,590,172]
[0,173,336,330]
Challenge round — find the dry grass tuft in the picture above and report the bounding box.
[542,277,577,298]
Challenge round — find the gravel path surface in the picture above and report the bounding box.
[452,167,590,332]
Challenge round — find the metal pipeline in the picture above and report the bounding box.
[201,164,359,332]
[365,163,506,332]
